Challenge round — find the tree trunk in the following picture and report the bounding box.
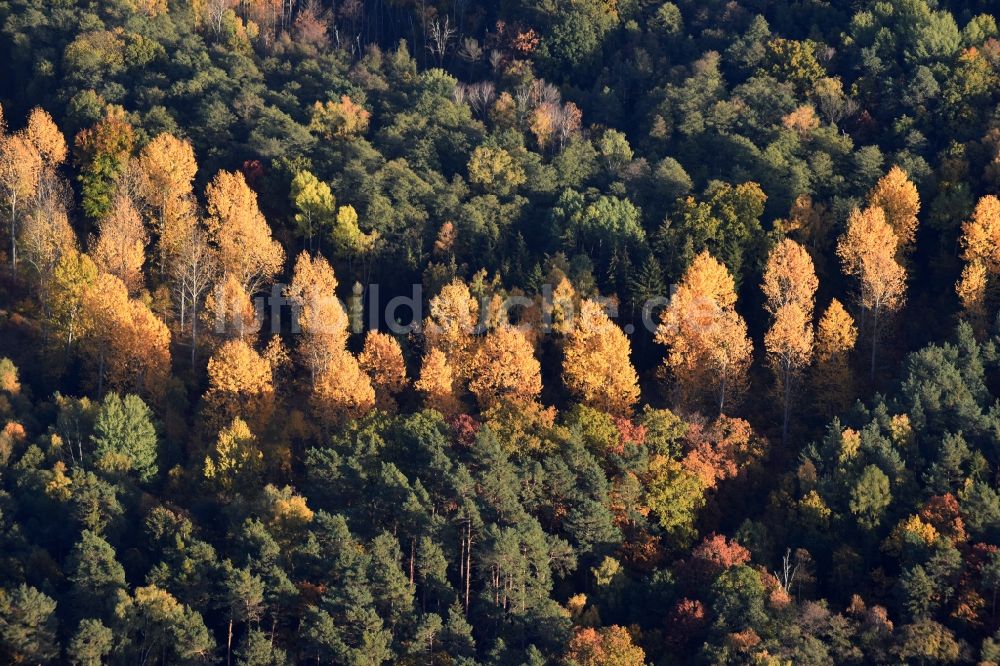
[782,363,792,445]
[9,198,17,268]
[191,298,199,367]
[227,615,233,666]
[870,310,880,384]
[465,520,472,614]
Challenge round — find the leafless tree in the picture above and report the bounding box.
[774,548,801,595]
[529,79,561,108]
[20,169,73,301]
[554,101,582,149]
[466,81,496,118]
[172,227,219,366]
[113,157,148,217]
[427,17,456,66]
[205,0,234,37]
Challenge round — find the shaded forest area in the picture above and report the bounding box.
[2,0,1000,663]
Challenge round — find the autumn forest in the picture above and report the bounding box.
[2,0,1000,664]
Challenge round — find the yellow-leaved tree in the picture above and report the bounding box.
[836,206,906,382]
[956,195,1000,333]
[867,166,920,253]
[91,194,148,294]
[24,107,67,168]
[285,251,373,425]
[204,170,284,295]
[468,325,542,411]
[762,239,818,442]
[203,416,263,498]
[415,347,461,416]
[813,299,858,416]
[204,338,275,434]
[423,278,479,380]
[82,271,170,401]
[286,252,348,383]
[136,133,198,271]
[656,251,752,413]
[562,299,640,416]
[46,249,97,354]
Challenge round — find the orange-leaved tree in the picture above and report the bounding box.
[358,331,407,411]
[564,625,646,666]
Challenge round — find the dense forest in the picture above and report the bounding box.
[3,0,1000,663]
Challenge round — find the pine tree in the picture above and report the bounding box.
[73,107,134,222]
[0,584,59,664]
[67,619,113,666]
[67,530,126,620]
[91,393,159,482]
